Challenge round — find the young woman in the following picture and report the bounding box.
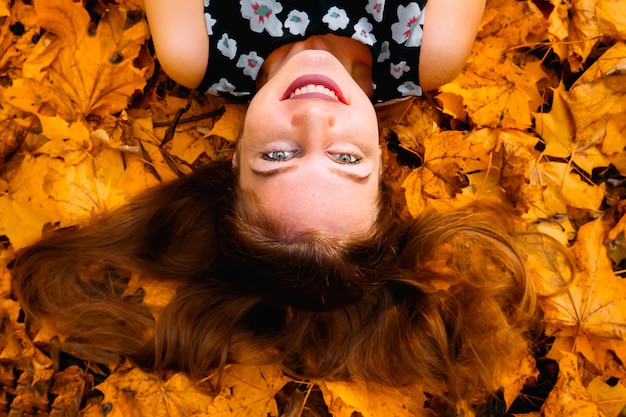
[12,161,537,413]
[144,0,486,238]
[12,2,537,413]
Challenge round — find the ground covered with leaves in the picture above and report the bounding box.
[0,0,625,416]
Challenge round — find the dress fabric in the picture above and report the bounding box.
[199,0,427,104]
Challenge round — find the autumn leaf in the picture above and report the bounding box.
[534,84,575,159]
[563,73,626,173]
[1,0,626,415]
[204,104,247,143]
[124,273,180,321]
[0,0,40,78]
[530,161,604,214]
[402,129,493,217]
[203,365,290,416]
[90,364,289,417]
[595,0,626,39]
[320,380,428,417]
[541,352,600,417]
[547,0,601,72]
[540,219,626,342]
[35,116,93,165]
[438,0,548,129]
[3,0,150,121]
[586,376,626,417]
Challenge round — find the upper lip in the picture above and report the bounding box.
[280,74,348,104]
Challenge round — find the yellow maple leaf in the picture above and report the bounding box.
[541,352,600,417]
[499,129,545,213]
[4,0,149,121]
[574,42,626,86]
[91,364,288,417]
[564,74,626,153]
[377,98,439,152]
[586,376,626,417]
[35,115,93,166]
[204,365,289,416]
[402,129,494,217]
[320,380,428,417]
[595,0,626,40]
[479,0,548,47]
[124,273,179,321]
[205,104,247,143]
[0,193,53,250]
[530,161,604,214]
[547,0,602,72]
[98,370,219,417]
[540,219,626,341]
[440,39,546,128]
[1,143,129,249]
[0,1,40,78]
[534,84,575,159]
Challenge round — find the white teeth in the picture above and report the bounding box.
[289,84,338,99]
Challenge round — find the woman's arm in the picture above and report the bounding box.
[419,0,486,91]
[144,0,209,88]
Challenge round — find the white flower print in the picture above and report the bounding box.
[390,3,425,47]
[240,0,284,37]
[398,81,423,96]
[236,51,264,80]
[204,0,210,6]
[217,33,237,60]
[377,41,390,62]
[209,78,236,94]
[285,10,310,35]
[352,17,376,46]
[204,13,217,35]
[390,61,410,79]
[323,6,349,31]
[365,0,385,23]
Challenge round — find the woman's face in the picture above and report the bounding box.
[236,49,381,238]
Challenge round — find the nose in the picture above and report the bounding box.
[291,104,336,139]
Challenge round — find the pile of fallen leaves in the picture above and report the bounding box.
[0,0,625,415]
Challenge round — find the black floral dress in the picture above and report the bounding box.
[199,0,428,104]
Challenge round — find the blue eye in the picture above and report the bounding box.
[262,150,296,161]
[331,153,361,164]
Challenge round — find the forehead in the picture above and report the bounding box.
[239,177,379,238]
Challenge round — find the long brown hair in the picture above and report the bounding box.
[11,160,537,408]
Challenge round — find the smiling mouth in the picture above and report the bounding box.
[281,74,348,104]
[289,84,339,100]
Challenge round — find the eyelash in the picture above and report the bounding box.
[331,153,362,164]
[261,150,362,164]
[262,150,296,162]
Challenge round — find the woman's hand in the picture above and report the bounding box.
[419,0,486,91]
[145,0,210,88]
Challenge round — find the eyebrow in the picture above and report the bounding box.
[250,166,371,184]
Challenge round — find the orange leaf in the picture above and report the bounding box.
[5,0,150,121]
[540,219,626,341]
[530,161,604,214]
[320,380,427,417]
[91,365,288,417]
[541,352,600,417]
